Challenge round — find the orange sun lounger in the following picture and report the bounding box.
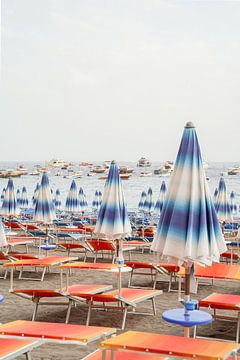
[125,261,180,291]
[11,284,113,321]
[100,331,240,360]
[65,287,162,330]
[199,293,240,342]
[0,338,41,360]
[4,256,78,287]
[87,239,135,263]
[0,251,39,280]
[0,320,116,346]
[82,349,165,360]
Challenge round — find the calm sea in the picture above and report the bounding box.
[0,161,239,212]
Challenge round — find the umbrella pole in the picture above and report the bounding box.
[46,224,48,244]
[184,265,191,337]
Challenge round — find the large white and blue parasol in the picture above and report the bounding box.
[0,218,7,247]
[230,191,237,215]
[34,173,56,224]
[20,186,29,209]
[95,160,131,241]
[151,122,227,296]
[154,181,167,215]
[215,177,233,223]
[1,178,18,216]
[54,189,61,210]
[138,191,147,212]
[65,180,79,213]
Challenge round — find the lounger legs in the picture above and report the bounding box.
[25,352,32,360]
[86,301,93,325]
[32,299,39,321]
[151,298,156,316]
[121,307,128,330]
[65,300,73,324]
[237,312,240,343]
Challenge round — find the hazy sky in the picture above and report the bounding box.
[2,0,240,162]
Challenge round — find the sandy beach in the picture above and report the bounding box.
[0,246,238,360]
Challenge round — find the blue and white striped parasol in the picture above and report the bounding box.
[92,190,100,212]
[151,122,227,297]
[143,187,154,215]
[32,183,40,207]
[230,191,238,215]
[20,186,29,209]
[1,188,6,201]
[1,178,18,216]
[79,187,87,213]
[215,177,233,223]
[95,160,131,240]
[16,189,21,206]
[34,173,56,224]
[54,189,61,210]
[65,180,79,213]
[154,181,167,215]
[138,191,147,212]
[213,188,219,209]
[98,191,102,206]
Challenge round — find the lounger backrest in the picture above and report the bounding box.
[88,240,115,251]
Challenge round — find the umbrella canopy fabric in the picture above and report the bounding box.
[94,161,131,240]
[1,178,18,216]
[213,188,219,209]
[20,186,28,209]
[65,180,79,213]
[0,218,7,247]
[54,189,61,210]
[230,191,237,215]
[98,191,102,206]
[138,191,147,212]
[154,181,167,215]
[143,187,154,214]
[215,178,233,222]
[151,122,227,268]
[34,173,56,224]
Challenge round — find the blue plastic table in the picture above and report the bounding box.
[162,308,212,337]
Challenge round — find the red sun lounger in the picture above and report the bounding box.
[4,256,78,287]
[100,331,240,360]
[87,239,135,263]
[82,349,165,360]
[0,338,41,360]
[65,287,162,330]
[0,320,115,345]
[11,284,113,321]
[125,261,180,290]
[199,293,240,342]
[0,251,39,280]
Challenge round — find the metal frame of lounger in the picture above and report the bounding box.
[82,349,164,360]
[0,320,116,346]
[4,256,78,289]
[65,288,162,330]
[11,284,113,321]
[0,339,41,360]
[198,293,240,343]
[125,261,180,291]
[100,331,240,360]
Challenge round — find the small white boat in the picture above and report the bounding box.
[140,171,152,177]
[137,157,151,167]
[64,171,82,179]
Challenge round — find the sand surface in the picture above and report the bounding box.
[0,247,239,359]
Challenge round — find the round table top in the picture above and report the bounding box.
[40,244,57,250]
[0,294,4,303]
[162,308,212,327]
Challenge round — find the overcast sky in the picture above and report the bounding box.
[1,0,240,162]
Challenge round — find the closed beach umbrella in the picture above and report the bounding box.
[34,173,56,224]
[215,177,233,224]
[65,180,79,213]
[32,183,40,206]
[1,188,6,201]
[95,161,131,241]
[1,178,18,216]
[92,190,100,212]
[79,187,87,213]
[213,188,218,209]
[20,186,28,209]
[98,191,102,206]
[143,187,154,215]
[16,189,21,206]
[151,122,227,299]
[154,181,167,215]
[138,191,147,212]
[230,191,237,215]
[54,189,61,210]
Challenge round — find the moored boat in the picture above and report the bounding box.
[137,157,151,167]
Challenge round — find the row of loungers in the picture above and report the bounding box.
[0,321,239,359]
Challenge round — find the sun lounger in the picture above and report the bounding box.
[65,287,162,330]
[11,284,113,321]
[0,338,41,360]
[221,251,240,264]
[125,261,180,291]
[199,293,240,342]
[86,239,135,263]
[82,349,164,360]
[0,320,115,345]
[4,256,78,287]
[0,251,39,280]
[100,331,240,360]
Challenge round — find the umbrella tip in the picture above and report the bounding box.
[185,122,195,128]
[111,160,116,164]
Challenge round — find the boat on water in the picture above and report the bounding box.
[64,171,83,179]
[90,166,106,174]
[137,157,151,167]
[99,173,131,180]
[16,165,28,174]
[119,166,134,174]
[140,171,152,177]
[103,161,111,169]
[48,159,71,169]
[0,169,23,178]
[154,161,173,176]
[80,162,93,167]
[227,165,240,175]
